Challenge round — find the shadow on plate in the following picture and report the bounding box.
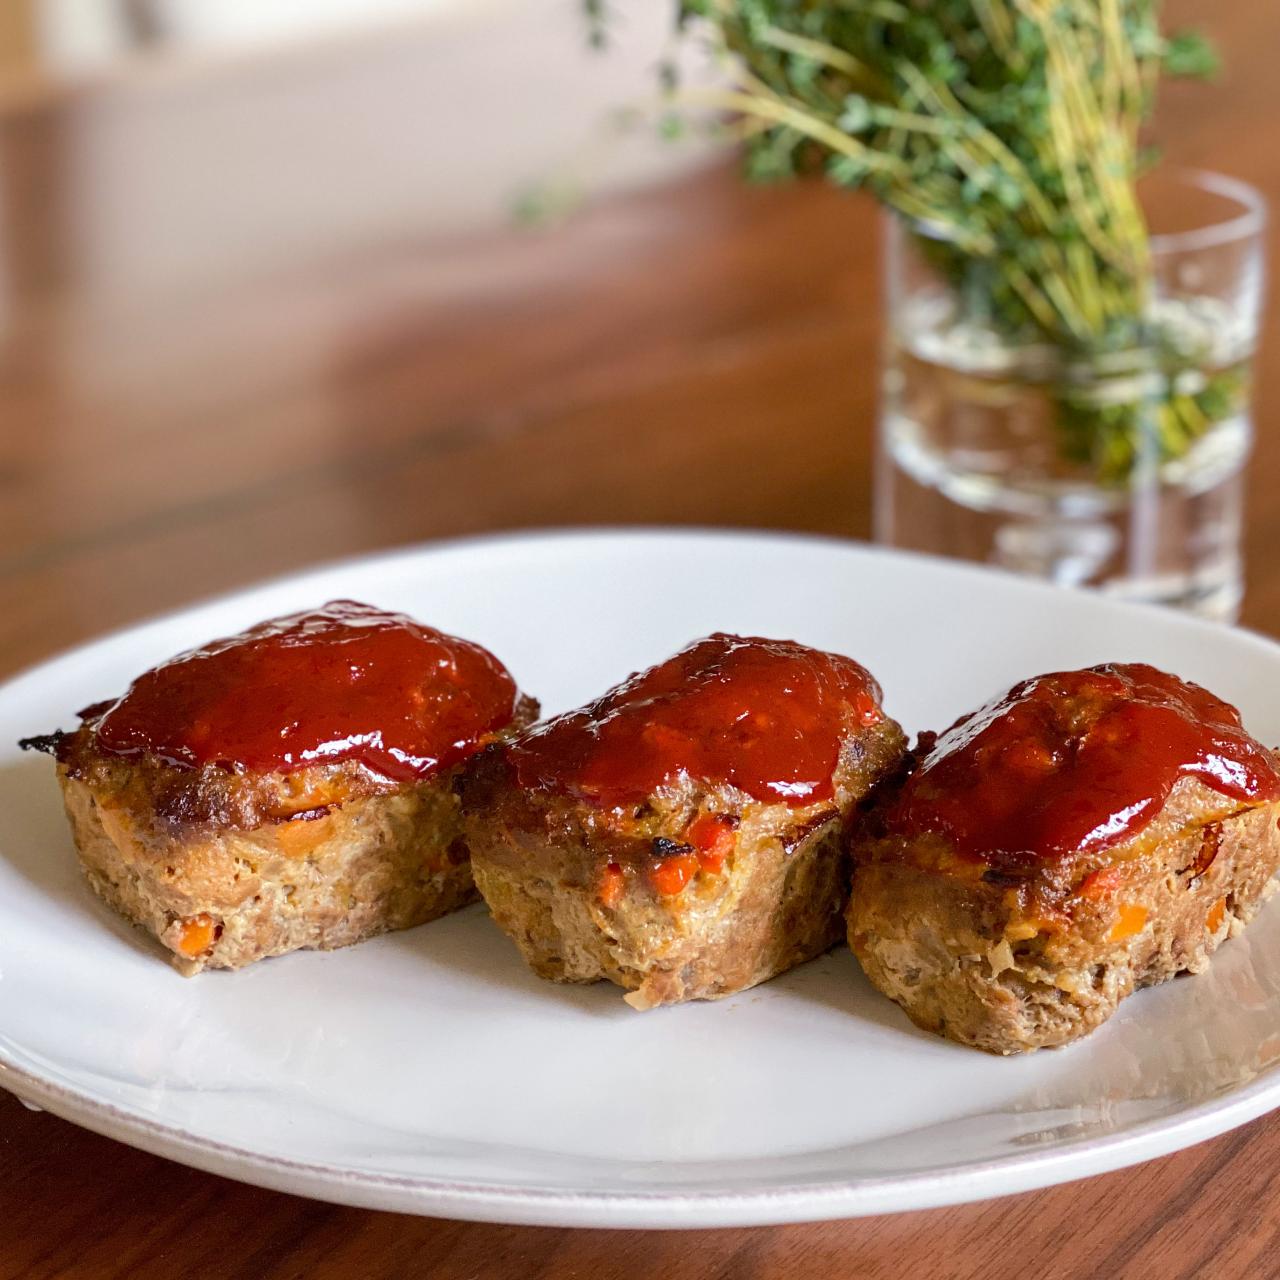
[767,944,950,1047]
[378,903,639,1017]
[382,908,959,1032]
[0,755,158,962]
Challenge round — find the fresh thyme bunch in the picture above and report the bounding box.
[594,1,1228,480]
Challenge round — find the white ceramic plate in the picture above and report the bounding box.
[4,529,1280,1228]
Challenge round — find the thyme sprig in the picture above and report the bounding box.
[598,1,1227,479]
[673,0,1213,352]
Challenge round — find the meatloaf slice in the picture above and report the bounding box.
[26,600,537,975]
[461,633,906,1009]
[848,663,1280,1054]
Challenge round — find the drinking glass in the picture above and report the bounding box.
[875,169,1267,621]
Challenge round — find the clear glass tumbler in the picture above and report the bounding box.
[875,169,1267,622]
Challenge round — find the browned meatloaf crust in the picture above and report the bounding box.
[848,665,1280,1054]
[461,636,907,1009]
[52,698,538,976]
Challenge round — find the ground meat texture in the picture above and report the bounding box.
[57,759,479,975]
[460,635,906,1009]
[848,665,1280,1054]
[30,602,538,974]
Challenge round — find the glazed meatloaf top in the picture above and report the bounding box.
[464,633,905,873]
[38,600,537,831]
[864,662,1280,899]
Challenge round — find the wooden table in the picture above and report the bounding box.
[3,6,1280,1277]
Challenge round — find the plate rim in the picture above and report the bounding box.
[5,1044,1279,1227]
[5,525,1280,1227]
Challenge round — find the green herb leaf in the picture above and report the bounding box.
[1163,30,1220,80]
[585,0,1230,478]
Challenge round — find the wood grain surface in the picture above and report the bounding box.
[2,4,1279,1277]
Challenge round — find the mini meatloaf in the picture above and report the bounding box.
[848,663,1280,1054]
[460,633,906,1009]
[23,600,537,975]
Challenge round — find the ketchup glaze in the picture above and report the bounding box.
[886,663,1280,865]
[90,600,521,782]
[508,633,884,807]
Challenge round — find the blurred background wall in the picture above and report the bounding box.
[0,0,1276,669]
[0,0,715,304]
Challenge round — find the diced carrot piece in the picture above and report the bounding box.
[1185,825,1222,883]
[175,913,216,958]
[599,862,624,909]
[1206,897,1227,935]
[650,853,698,896]
[276,815,330,858]
[687,814,737,873]
[1078,866,1126,900]
[1108,903,1148,942]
